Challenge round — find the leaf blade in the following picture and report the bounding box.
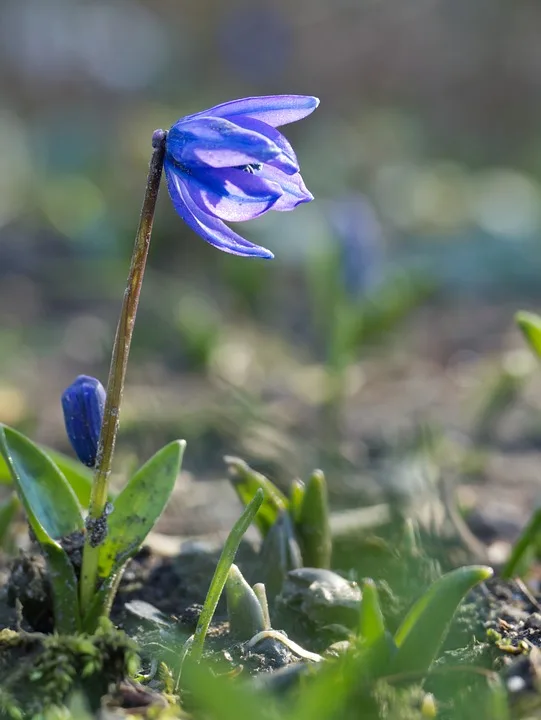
[393,565,493,675]
[225,456,287,536]
[358,578,385,646]
[97,440,185,580]
[516,311,541,359]
[0,424,83,539]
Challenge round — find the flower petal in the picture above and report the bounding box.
[229,115,299,175]
[186,95,320,128]
[165,161,274,258]
[167,116,280,169]
[258,165,314,211]
[186,166,283,222]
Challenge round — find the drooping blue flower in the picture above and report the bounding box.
[164,95,319,259]
[61,375,106,467]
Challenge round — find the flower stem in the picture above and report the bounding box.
[79,129,167,617]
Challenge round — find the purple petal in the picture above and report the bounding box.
[186,166,283,222]
[229,115,299,175]
[167,116,280,169]
[258,165,314,211]
[165,161,274,258]
[186,95,320,128]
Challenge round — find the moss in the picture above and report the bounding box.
[0,618,139,717]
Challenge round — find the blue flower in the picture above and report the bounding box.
[327,196,384,297]
[61,375,105,467]
[164,95,319,258]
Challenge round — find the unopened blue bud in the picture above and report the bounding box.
[61,375,106,467]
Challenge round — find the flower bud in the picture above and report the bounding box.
[61,375,105,467]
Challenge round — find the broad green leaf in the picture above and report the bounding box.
[358,578,385,646]
[0,425,83,539]
[97,440,185,580]
[225,456,287,536]
[516,311,541,359]
[393,565,493,675]
[46,449,95,506]
[295,469,331,568]
[0,445,96,507]
[0,425,82,633]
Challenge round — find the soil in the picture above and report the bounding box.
[2,299,541,715]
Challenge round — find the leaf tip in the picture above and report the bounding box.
[475,565,494,582]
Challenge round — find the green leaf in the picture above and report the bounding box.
[0,445,96,507]
[260,510,302,600]
[0,493,19,549]
[83,441,185,632]
[46,449,95,506]
[81,571,123,633]
[358,579,385,646]
[502,507,541,579]
[98,440,186,580]
[190,489,264,664]
[393,565,493,675]
[226,564,266,641]
[288,478,305,523]
[183,660,274,720]
[516,311,541,359]
[41,538,81,634]
[0,425,82,633]
[225,456,287,536]
[0,425,83,539]
[295,469,332,568]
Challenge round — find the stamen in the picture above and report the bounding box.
[234,163,263,174]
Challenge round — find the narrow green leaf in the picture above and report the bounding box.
[191,489,264,663]
[502,507,541,579]
[252,583,271,631]
[41,539,81,634]
[81,571,123,633]
[295,469,332,568]
[393,565,493,675]
[260,510,302,600]
[225,456,287,536]
[359,579,385,646]
[516,311,541,359]
[289,478,305,523]
[0,425,83,539]
[98,440,185,580]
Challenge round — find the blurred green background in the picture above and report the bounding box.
[2,0,541,526]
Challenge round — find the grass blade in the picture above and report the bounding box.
[190,488,264,663]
